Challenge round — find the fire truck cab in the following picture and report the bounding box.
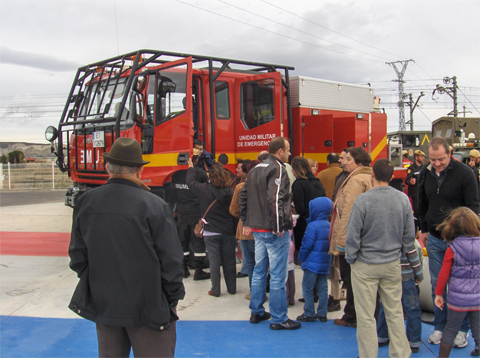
[45,50,404,207]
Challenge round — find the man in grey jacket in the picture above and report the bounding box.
[346,159,414,358]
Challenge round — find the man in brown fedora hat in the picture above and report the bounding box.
[68,137,185,357]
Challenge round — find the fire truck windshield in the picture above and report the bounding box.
[79,78,135,130]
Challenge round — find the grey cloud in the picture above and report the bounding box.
[0,47,79,72]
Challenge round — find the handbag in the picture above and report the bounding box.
[194,199,217,237]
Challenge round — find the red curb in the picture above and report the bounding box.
[0,232,70,257]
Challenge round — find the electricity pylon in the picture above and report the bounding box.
[387,59,414,131]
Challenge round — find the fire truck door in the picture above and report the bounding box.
[144,57,193,166]
[234,72,283,159]
[333,117,356,153]
[301,114,333,162]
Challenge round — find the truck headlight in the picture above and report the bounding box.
[45,126,58,142]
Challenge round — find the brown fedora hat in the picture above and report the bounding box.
[103,138,150,167]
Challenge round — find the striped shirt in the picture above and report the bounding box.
[401,241,424,282]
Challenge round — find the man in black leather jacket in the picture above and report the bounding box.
[239,137,301,331]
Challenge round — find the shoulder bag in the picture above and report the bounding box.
[194,199,217,237]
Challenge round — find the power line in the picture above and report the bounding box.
[260,0,405,59]
[175,0,385,63]
[217,0,393,62]
[0,94,67,100]
[457,86,480,115]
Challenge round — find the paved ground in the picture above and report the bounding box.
[0,190,66,207]
[0,191,476,357]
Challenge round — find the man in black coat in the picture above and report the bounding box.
[418,137,479,348]
[405,149,426,232]
[469,149,480,200]
[172,155,210,280]
[68,138,185,357]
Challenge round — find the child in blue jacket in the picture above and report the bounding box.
[297,196,333,322]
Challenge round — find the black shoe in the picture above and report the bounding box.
[471,345,479,356]
[193,270,210,281]
[378,340,390,347]
[183,267,190,278]
[410,346,419,354]
[327,300,341,312]
[296,314,316,322]
[236,272,248,278]
[315,315,327,322]
[298,297,319,303]
[270,319,301,330]
[250,312,271,324]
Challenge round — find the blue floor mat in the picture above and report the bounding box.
[1,316,476,357]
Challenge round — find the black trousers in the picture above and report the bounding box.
[339,254,356,323]
[96,322,176,358]
[177,213,206,269]
[293,216,307,251]
[203,234,236,296]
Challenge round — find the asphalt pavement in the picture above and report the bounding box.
[0,190,66,207]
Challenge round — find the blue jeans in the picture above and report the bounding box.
[377,278,422,347]
[239,239,255,288]
[302,269,328,318]
[427,234,469,333]
[249,231,289,324]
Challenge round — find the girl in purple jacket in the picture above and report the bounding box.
[435,207,480,357]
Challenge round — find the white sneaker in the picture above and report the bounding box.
[428,330,443,345]
[453,331,469,348]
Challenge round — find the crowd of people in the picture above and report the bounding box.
[67,136,479,357]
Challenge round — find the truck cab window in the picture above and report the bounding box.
[156,66,187,125]
[240,79,275,129]
[403,135,420,147]
[146,76,155,125]
[215,81,230,119]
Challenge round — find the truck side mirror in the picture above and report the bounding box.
[158,76,176,97]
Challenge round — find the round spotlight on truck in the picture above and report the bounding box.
[45,126,58,142]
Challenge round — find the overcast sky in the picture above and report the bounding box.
[1,0,479,143]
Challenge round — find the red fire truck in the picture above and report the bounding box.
[45,50,405,207]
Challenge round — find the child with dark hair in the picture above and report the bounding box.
[434,207,480,357]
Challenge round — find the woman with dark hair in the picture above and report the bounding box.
[291,156,326,256]
[187,161,236,297]
[329,147,372,328]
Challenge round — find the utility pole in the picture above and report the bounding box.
[404,92,425,131]
[458,105,471,117]
[386,59,414,131]
[432,76,458,117]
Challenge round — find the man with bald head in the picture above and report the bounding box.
[317,152,342,200]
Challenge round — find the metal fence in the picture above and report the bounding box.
[0,162,72,190]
